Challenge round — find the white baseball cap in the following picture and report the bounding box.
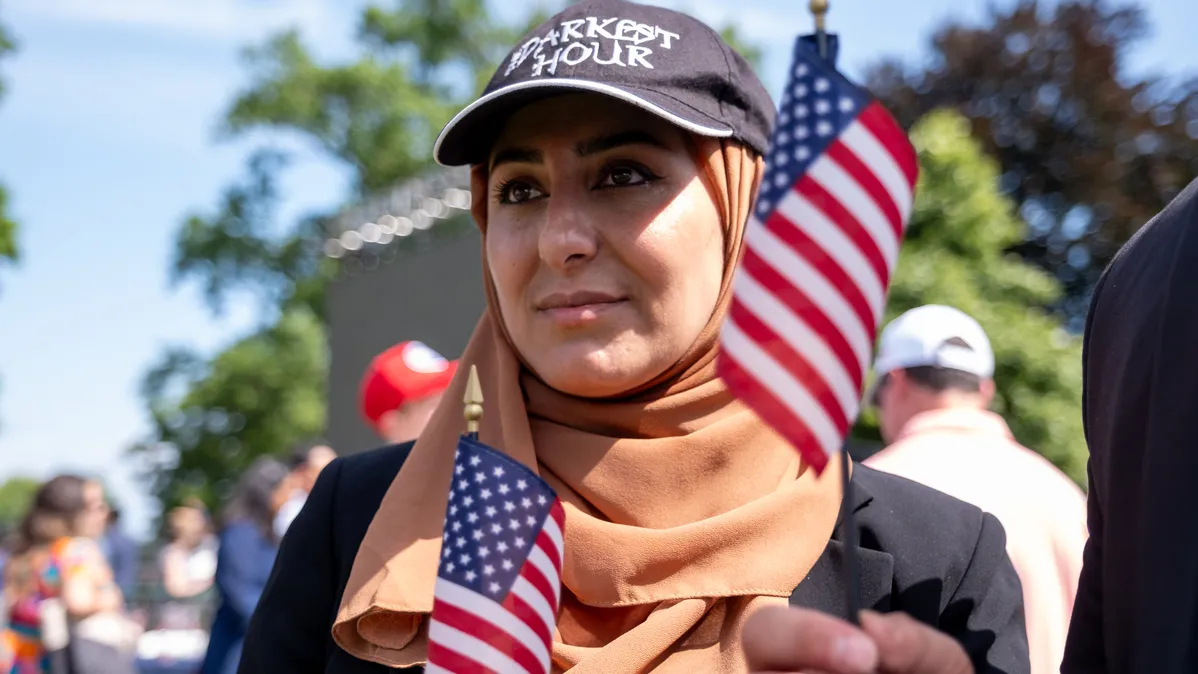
[872,305,995,380]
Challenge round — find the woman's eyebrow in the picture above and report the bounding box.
[489,130,667,171]
[490,147,541,171]
[576,130,668,157]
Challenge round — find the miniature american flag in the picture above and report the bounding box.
[718,37,919,473]
[426,436,565,674]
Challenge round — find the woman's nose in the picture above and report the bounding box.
[538,191,599,271]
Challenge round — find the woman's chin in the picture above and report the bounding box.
[530,347,657,398]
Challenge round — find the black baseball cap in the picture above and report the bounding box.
[433,0,776,167]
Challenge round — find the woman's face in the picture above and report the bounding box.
[76,481,109,539]
[486,94,725,397]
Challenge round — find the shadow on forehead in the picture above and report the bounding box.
[488,95,684,170]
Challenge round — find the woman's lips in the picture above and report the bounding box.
[539,299,627,327]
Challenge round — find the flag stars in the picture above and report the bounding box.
[817,121,833,137]
[469,455,481,467]
[774,173,788,187]
[485,506,498,518]
[815,99,831,116]
[467,512,479,524]
[454,464,464,475]
[451,521,462,532]
[516,479,528,491]
[515,537,527,548]
[795,104,809,119]
[474,471,486,483]
[521,498,533,509]
[493,466,505,478]
[460,554,472,566]
[525,515,538,527]
[795,146,811,162]
[498,484,510,495]
[497,542,509,553]
[795,125,809,140]
[483,564,495,577]
[462,496,474,507]
[489,582,501,594]
[472,529,484,541]
[502,559,514,571]
[465,570,477,582]
[795,63,809,77]
[814,78,830,93]
[480,488,492,500]
[537,495,548,506]
[839,96,855,112]
[793,83,807,98]
[504,501,516,513]
[774,152,789,167]
[457,480,468,490]
[478,546,490,558]
[509,519,521,531]
[491,523,503,535]
[456,536,466,548]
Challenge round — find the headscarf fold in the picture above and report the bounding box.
[333,138,845,673]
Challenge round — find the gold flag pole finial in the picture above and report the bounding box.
[809,0,829,32]
[464,364,484,437]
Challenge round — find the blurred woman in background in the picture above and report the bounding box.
[2,475,138,674]
[157,503,217,631]
[199,458,289,674]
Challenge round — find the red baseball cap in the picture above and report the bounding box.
[360,341,459,426]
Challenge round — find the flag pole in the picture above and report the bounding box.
[464,364,483,442]
[807,0,863,627]
[809,0,829,58]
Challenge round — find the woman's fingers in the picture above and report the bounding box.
[859,611,974,674]
[743,607,975,674]
[742,605,879,673]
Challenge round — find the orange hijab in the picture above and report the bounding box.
[333,138,845,673]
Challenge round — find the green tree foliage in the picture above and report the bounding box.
[866,0,1198,327]
[1,13,17,272]
[0,476,38,535]
[853,109,1086,485]
[139,2,764,509]
[133,309,326,511]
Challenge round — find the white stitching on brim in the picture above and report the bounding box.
[432,78,735,167]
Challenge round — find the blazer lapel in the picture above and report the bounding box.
[789,473,894,618]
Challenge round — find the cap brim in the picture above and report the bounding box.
[433,78,735,167]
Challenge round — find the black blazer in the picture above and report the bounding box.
[240,442,1029,674]
[1062,177,1198,674]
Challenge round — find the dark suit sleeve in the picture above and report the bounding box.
[239,458,345,674]
[940,512,1029,674]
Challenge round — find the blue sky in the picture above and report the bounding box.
[1,0,1195,540]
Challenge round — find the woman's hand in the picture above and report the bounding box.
[742,606,974,674]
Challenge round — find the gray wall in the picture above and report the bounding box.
[326,227,486,454]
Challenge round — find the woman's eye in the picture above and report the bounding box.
[600,165,655,188]
[498,181,544,204]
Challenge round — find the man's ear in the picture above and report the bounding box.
[979,378,997,408]
[375,409,404,443]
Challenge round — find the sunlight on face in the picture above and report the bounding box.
[485,94,725,398]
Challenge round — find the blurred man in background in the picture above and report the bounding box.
[272,440,337,539]
[864,304,1087,674]
[359,340,458,445]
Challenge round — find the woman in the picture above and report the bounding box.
[2,475,137,674]
[240,2,1029,673]
[199,457,289,674]
[156,504,217,630]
